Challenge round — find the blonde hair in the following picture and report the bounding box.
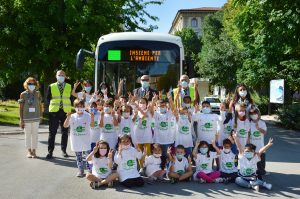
[23,77,39,90]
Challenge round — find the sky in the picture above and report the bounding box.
[144,0,228,33]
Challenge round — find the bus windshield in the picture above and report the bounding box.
[97,40,181,95]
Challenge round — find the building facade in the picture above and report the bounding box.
[169,7,222,36]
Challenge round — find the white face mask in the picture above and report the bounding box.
[223,148,231,153]
[28,85,36,91]
[101,88,107,94]
[75,108,85,113]
[56,76,65,83]
[153,153,162,158]
[122,112,130,118]
[239,90,247,97]
[250,114,258,120]
[122,144,130,150]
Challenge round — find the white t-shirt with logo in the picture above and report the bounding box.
[77,92,92,108]
[99,114,118,149]
[119,116,134,137]
[115,147,142,182]
[194,152,218,174]
[144,155,162,177]
[220,150,238,173]
[218,119,233,146]
[70,112,91,152]
[192,112,219,144]
[238,154,260,176]
[90,112,101,143]
[235,118,250,147]
[153,110,175,144]
[175,117,193,148]
[172,157,189,175]
[250,120,267,152]
[133,112,153,144]
[90,156,112,179]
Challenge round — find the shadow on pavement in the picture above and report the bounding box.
[39,156,77,168]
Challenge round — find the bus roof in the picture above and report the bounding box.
[97,32,183,48]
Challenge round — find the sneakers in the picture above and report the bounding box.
[139,168,145,176]
[252,185,260,192]
[170,177,178,184]
[263,182,272,190]
[199,178,206,183]
[76,171,85,178]
[214,178,224,183]
[46,153,53,159]
[90,181,101,189]
[62,151,69,158]
[108,181,114,187]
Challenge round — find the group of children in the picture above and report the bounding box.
[63,81,273,192]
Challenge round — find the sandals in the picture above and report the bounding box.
[90,181,101,189]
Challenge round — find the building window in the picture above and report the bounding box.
[191,18,198,27]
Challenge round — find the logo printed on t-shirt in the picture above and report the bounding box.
[201,163,208,169]
[159,121,168,130]
[74,126,86,135]
[239,129,247,136]
[105,124,113,131]
[225,162,233,169]
[123,159,136,170]
[177,170,184,174]
[225,125,232,133]
[245,168,254,175]
[98,167,108,174]
[122,127,131,134]
[204,122,213,129]
[253,131,261,138]
[180,126,189,134]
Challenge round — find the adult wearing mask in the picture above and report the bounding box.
[46,70,72,159]
[133,75,158,101]
[173,74,199,107]
[229,83,254,114]
[72,80,94,109]
[18,77,42,158]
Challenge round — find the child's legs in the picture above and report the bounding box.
[152,170,166,178]
[24,122,32,149]
[121,177,144,188]
[184,147,192,158]
[235,177,251,188]
[221,172,238,182]
[207,171,221,182]
[31,121,39,150]
[75,152,84,171]
[178,171,193,181]
[86,173,102,182]
[196,171,214,183]
[101,173,119,185]
[168,171,180,179]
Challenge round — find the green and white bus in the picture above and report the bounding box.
[76,32,184,94]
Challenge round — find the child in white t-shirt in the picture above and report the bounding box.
[249,107,268,175]
[64,99,93,177]
[72,80,93,109]
[143,143,167,183]
[233,133,273,191]
[89,102,101,150]
[115,134,144,188]
[218,102,233,147]
[99,99,118,149]
[86,140,118,189]
[117,104,137,137]
[192,140,221,183]
[167,145,193,183]
[174,107,195,158]
[233,103,250,148]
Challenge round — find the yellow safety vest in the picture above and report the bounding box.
[49,83,72,113]
[173,86,195,106]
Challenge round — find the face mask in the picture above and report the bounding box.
[181,81,188,88]
[75,107,85,113]
[103,107,111,113]
[199,147,208,154]
[153,153,162,158]
[122,112,130,118]
[158,107,167,114]
[56,76,65,83]
[176,153,184,160]
[28,85,36,91]
[244,151,254,159]
[238,111,246,117]
[250,114,258,120]
[182,103,191,109]
[90,107,97,115]
[139,104,147,110]
[141,81,150,89]
[101,88,107,94]
[239,90,247,97]
[85,86,92,93]
[202,107,211,114]
[223,148,231,153]
[99,149,107,156]
[180,114,188,120]
[122,144,130,150]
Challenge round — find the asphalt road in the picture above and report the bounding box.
[0,124,299,199]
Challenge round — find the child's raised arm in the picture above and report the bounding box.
[258,138,273,157]
[63,113,72,128]
[107,149,114,168]
[167,91,175,112]
[192,141,200,158]
[167,146,175,162]
[90,112,95,127]
[99,111,104,128]
[86,144,99,162]
[211,138,221,155]
[112,110,119,127]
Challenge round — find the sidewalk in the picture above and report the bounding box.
[0,124,49,135]
[261,114,280,125]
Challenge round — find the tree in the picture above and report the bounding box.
[0,0,163,99]
[224,0,300,92]
[196,11,241,90]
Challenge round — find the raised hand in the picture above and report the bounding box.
[66,112,72,117]
[108,149,114,159]
[267,138,273,146]
[143,146,148,156]
[93,145,99,153]
[74,80,80,88]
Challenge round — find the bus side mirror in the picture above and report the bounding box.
[76,49,85,70]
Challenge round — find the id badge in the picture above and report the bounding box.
[29,108,36,112]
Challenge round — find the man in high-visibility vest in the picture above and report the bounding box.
[172,74,199,107]
[46,70,72,159]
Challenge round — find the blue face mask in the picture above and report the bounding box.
[199,147,208,154]
[85,86,92,93]
[141,81,150,89]
[244,151,254,159]
[176,153,184,160]
[159,107,167,114]
[56,76,65,83]
[202,107,211,114]
[181,81,188,88]
[90,107,97,115]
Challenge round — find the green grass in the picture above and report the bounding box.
[0,100,20,125]
[0,100,48,126]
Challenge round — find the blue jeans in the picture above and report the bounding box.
[184,147,192,158]
[235,176,264,188]
[75,150,91,172]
